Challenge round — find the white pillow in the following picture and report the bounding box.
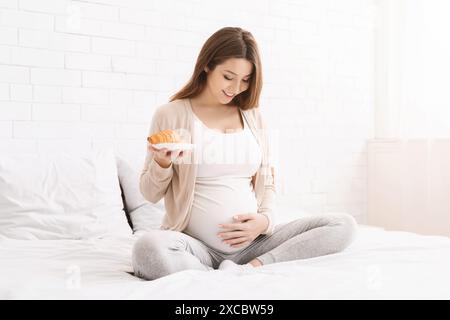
[0,148,132,240]
[116,155,164,234]
[128,203,165,236]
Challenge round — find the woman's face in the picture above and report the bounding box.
[205,58,253,105]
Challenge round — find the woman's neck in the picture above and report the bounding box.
[191,90,229,110]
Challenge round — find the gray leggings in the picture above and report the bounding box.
[132,213,357,280]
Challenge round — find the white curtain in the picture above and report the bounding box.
[376,0,450,139]
[370,1,450,235]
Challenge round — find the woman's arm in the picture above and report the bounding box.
[257,110,277,235]
[257,165,276,235]
[139,113,174,204]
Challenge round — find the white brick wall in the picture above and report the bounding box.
[0,0,377,222]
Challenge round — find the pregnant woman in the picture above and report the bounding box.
[132,27,357,280]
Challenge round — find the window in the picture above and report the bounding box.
[375,0,450,138]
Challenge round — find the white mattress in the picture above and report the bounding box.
[1,225,450,300]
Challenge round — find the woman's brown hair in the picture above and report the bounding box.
[170,27,263,110]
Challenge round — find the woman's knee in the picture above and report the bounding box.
[329,213,358,252]
[132,231,171,280]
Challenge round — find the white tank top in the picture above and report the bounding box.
[184,109,262,254]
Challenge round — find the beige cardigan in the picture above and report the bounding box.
[140,98,276,235]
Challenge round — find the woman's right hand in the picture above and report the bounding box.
[148,144,185,168]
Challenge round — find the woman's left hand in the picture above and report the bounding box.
[217,213,269,248]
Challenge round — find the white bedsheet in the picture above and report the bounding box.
[1,225,450,299]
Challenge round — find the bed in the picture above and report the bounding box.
[1,149,449,300]
[1,224,449,300]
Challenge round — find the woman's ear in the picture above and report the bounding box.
[204,67,209,73]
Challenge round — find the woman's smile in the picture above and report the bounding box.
[222,90,235,98]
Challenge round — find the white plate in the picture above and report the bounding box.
[151,143,195,151]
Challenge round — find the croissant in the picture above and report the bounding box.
[147,129,182,144]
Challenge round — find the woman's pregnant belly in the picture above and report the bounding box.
[184,178,258,254]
